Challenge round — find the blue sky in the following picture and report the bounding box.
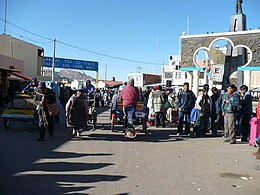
[0,0,259,81]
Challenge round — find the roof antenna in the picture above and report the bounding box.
[186,16,189,35]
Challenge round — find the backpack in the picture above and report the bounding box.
[45,81,60,99]
[199,94,210,114]
[45,81,62,109]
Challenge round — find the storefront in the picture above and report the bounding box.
[0,54,24,106]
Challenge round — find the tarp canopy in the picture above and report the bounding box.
[9,72,32,81]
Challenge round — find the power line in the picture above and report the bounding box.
[0,17,53,41]
[0,25,53,45]
[0,17,163,65]
[57,40,162,65]
[18,35,53,45]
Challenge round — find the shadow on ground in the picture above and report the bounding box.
[80,129,189,143]
[0,107,126,195]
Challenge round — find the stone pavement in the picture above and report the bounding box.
[0,107,260,195]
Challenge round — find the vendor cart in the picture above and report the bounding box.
[1,92,37,129]
[110,101,147,135]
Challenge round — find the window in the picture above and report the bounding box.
[185,72,188,79]
[199,72,204,78]
[175,72,182,80]
[38,49,44,57]
[165,72,173,79]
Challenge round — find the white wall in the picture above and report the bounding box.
[128,73,143,88]
[0,34,43,77]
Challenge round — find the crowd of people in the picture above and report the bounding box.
[19,77,260,160]
[21,78,94,140]
[22,78,123,139]
[112,79,260,150]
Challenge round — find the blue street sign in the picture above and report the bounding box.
[43,57,98,71]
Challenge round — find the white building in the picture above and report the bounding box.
[162,53,226,93]
[127,73,161,89]
[0,34,46,101]
[0,34,45,80]
[162,55,193,91]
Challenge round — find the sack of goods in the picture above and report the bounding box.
[25,99,37,110]
[13,99,26,109]
[46,103,59,116]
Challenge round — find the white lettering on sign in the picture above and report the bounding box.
[251,91,260,98]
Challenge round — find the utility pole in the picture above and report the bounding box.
[104,64,107,88]
[96,70,99,89]
[4,0,7,34]
[52,38,56,82]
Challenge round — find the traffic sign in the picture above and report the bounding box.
[43,57,98,71]
[210,64,224,82]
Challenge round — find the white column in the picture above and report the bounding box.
[187,71,192,86]
[192,70,199,96]
[237,70,243,88]
[244,70,251,88]
[208,79,214,96]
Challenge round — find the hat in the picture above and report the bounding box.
[77,89,84,93]
[212,87,218,92]
[38,81,46,89]
[228,84,236,89]
[153,85,158,90]
[203,84,209,88]
[119,85,125,91]
[31,77,37,82]
[203,84,209,91]
[77,86,85,93]
[128,78,134,85]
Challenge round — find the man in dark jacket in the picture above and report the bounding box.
[143,86,151,105]
[85,80,95,99]
[35,81,56,141]
[195,85,210,137]
[210,87,222,136]
[176,82,196,135]
[222,84,240,144]
[240,85,252,142]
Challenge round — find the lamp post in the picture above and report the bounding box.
[52,38,56,82]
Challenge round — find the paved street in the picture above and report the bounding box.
[0,107,260,195]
